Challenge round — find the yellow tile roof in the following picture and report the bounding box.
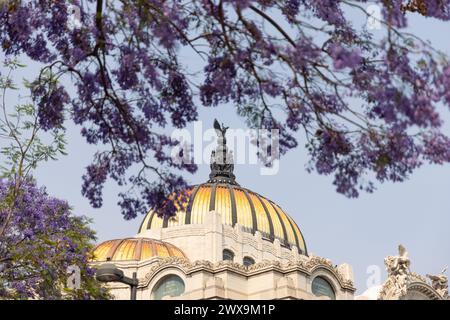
[92,238,187,262]
[138,183,307,255]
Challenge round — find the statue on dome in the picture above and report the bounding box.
[208,119,237,184]
[427,267,448,299]
[213,119,229,146]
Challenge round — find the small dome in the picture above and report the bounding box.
[138,183,307,255]
[92,237,187,262]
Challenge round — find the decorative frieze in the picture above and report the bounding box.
[140,255,355,293]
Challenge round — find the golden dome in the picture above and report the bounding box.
[138,120,307,255]
[138,183,307,255]
[92,237,187,262]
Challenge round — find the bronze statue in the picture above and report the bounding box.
[208,119,237,185]
[213,119,229,145]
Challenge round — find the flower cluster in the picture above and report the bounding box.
[0,178,109,299]
[2,0,450,217]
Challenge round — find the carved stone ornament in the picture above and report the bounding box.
[426,267,448,299]
[379,245,411,300]
[141,255,355,291]
[378,245,445,300]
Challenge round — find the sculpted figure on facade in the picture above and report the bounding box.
[385,244,410,276]
[427,267,448,299]
[373,245,447,300]
[380,244,411,299]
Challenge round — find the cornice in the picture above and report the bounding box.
[140,255,355,291]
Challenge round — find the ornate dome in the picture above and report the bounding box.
[138,120,307,254]
[92,237,187,262]
[138,183,307,254]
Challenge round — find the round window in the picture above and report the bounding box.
[312,276,335,300]
[152,275,185,300]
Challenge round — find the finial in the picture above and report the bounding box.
[208,119,238,185]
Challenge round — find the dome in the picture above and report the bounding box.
[138,183,307,255]
[138,120,307,255]
[92,237,187,262]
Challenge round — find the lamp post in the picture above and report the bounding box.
[96,263,138,300]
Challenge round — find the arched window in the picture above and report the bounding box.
[152,275,185,300]
[312,276,335,300]
[243,256,255,267]
[222,249,234,261]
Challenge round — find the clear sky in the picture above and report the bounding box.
[2,4,449,294]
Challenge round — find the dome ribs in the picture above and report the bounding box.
[184,185,201,225]
[147,210,156,230]
[288,213,308,255]
[209,183,217,212]
[141,239,153,260]
[272,203,298,249]
[241,188,258,235]
[228,185,238,227]
[92,240,114,261]
[138,211,149,233]
[164,242,174,257]
[134,238,143,260]
[264,198,289,247]
[137,183,307,255]
[150,239,157,258]
[106,238,126,261]
[92,238,187,262]
[253,193,275,241]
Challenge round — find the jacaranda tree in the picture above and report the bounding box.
[0,179,111,299]
[0,60,110,299]
[1,0,450,219]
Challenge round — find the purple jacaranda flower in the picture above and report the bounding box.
[2,0,450,213]
[329,43,362,70]
[0,178,110,299]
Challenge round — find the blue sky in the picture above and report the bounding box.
[2,3,449,294]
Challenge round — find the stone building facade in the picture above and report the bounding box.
[91,121,447,300]
[92,211,355,300]
[91,121,355,300]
